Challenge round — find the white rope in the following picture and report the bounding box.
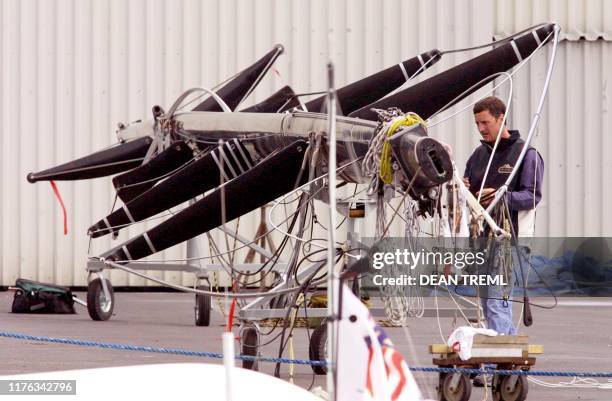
[362,123,391,179]
[87,208,189,237]
[104,195,304,264]
[98,258,327,299]
[528,376,612,389]
[402,202,425,319]
[384,53,441,98]
[361,111,422,181]
[267,159,363,249]
[427,30,554,127]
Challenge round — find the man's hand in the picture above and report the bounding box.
[476,188,497,207]
[462,177,470,189]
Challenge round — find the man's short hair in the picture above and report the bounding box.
[473,96,506,118]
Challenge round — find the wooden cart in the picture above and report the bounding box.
[429,335,543,401]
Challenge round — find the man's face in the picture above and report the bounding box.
[474,110,504,143]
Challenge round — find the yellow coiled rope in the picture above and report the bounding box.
[379,113,425,184]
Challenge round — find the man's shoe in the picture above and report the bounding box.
[472,374,492,387]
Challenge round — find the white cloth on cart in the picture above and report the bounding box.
[447,326,498,360]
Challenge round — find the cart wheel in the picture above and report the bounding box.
[241,328,259,371]
[87,278,114,321]
[194,285,211,326]
[440,373,472,401]
[309,324,328,375]
[494,375,528,401]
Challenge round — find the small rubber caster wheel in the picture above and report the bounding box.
[194,285,211,326]
[439,372,472,401]
[87,278,114,321]
[493,375,528,401]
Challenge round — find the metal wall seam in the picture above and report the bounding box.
[0,0,3,287]
[72,0,94,286]
[603,42,612,237]
[582,42,603,236]
[56,0,77,286]
[36,1,56,285]
[2,0,20,286]
[89,0,113,286]
[20,0,37,285]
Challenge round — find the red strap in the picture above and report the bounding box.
[226,280,238,332]
[226,298,237,332]
[50,180,68,235]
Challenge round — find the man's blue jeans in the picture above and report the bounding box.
[481,245,524,335]
[481,295,517,335]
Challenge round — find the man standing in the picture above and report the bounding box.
[465,96,544,238]
[463,96,544,386]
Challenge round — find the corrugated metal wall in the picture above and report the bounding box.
[0,0,609,286]
[495,0,612,41]
[491,0,612,237]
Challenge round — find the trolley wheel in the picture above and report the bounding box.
[241,328,259,371]
[439,373,472,401]
[87,278,114,321]
[194,285,211,327]
[308,324,328,375]
[493,375,528,401]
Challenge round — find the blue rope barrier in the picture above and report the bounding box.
[0,331,325,366]
[3,331,612,378]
